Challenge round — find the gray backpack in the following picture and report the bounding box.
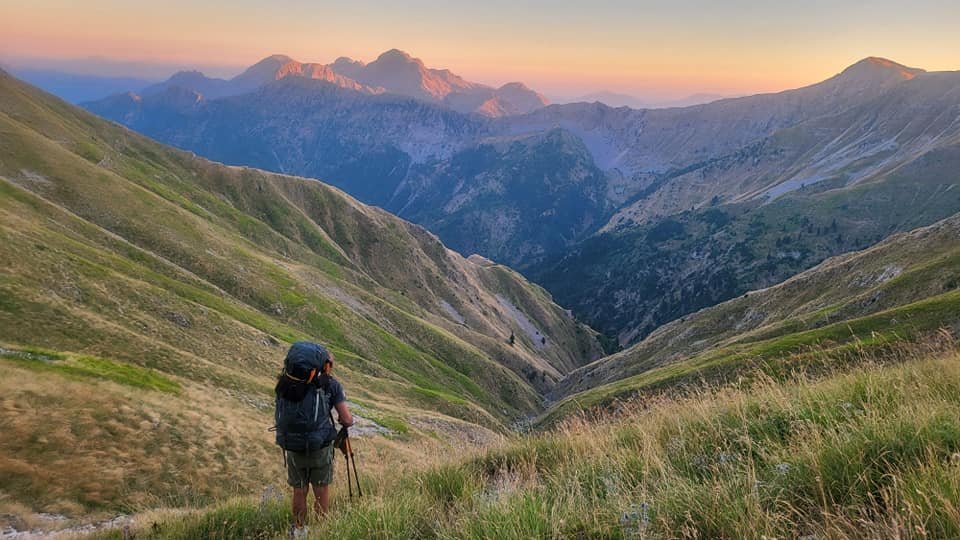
[274,342,336,452]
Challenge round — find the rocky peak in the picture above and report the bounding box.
[231,54,299,89]
[167,70,207,82]
[499,82,533,92]
[374,48,419,65]
[837,57,925,84]
[330,56,366,79]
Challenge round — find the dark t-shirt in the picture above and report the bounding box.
[326,376,346,412]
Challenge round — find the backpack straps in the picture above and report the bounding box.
[318,375,338,442]
[283,367,317,384]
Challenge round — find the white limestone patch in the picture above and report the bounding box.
[852,264,903,287]
[762,174,827,200]
[20,169,52,186]
[3,170,52,190]
[321,286,398,334]
[496,294,547,350]
[439,300,466,325]
[734,308,768,332]
[336,402,394,437]
[1,515,132,539]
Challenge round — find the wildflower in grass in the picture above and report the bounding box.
[259,485,283,511]
[666,437,684,453]
[717,451,738,465]
[620,502,651,539]
[601,471,621,495]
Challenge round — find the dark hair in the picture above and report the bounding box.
[275,372,309,402]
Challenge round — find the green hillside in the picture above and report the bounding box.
[0,70,602,524]
[544,213,960,423]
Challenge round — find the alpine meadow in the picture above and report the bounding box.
[2,2,960,538]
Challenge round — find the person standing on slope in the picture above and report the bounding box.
[274,342,353,538]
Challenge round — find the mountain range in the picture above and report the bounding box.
[531,59,960,343]
[134,49,549,117]
[83,54,960,346]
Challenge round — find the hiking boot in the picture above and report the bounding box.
[288,524,309,539]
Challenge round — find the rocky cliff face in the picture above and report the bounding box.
[393,128,612,267]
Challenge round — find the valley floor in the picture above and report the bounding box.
[78,335,960,539]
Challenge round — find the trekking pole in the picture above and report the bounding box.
[336,427,355,498]
[346,436,363,497]
[344,450,353,498]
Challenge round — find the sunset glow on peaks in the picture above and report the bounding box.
[2,0,958,100]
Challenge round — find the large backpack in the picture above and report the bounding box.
[274,342,337,452]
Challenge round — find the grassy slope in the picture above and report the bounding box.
[542,213,960,423]
[534,134,960,346]
[94,344,960,539]
[0,71,602,521]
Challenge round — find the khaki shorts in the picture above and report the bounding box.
[285,444,335,488]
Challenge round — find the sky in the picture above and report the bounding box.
[2,0,958,100]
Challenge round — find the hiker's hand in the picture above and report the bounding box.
[334,426,349,455]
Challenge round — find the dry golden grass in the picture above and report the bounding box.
[82,333,960,539]
[0,361,276,519]
[0,346,504,535]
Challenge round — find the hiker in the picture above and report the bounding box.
[274,342,353,538]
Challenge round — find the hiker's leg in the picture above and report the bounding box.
[310,444,334,516]
[292,486,309,525]
[286,450,311,527]
[312,483,330,516]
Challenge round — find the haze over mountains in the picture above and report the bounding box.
[0,67,154,104]
[83,53,960,347]
[562,90,728,109]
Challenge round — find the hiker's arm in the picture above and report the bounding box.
[335,401,354,427]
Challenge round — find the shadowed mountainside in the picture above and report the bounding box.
[544,212,960,422]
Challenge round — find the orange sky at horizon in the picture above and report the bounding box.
[2,0,958,99]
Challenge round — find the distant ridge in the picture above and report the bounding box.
[82,55,960,349]
[841,56,925,81]
[131,49,549,117]
[564,91,728,109]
